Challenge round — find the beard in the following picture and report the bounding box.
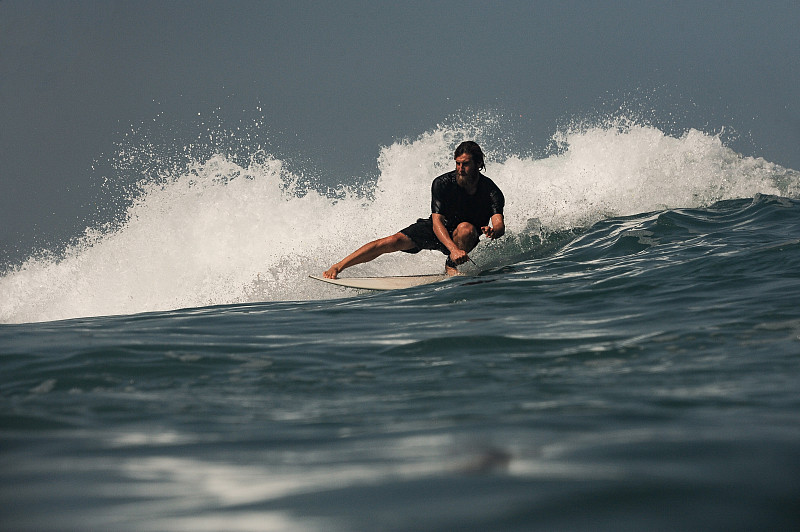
[456,170,480,190]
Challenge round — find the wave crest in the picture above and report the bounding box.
[2,115,798,323]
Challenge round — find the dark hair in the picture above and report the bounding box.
[454,141,485,171]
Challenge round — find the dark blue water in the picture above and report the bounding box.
[2,194,799,531]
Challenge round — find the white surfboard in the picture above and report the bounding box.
[309,273,449,291]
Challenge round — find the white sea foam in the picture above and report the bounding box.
[1,117,797,323]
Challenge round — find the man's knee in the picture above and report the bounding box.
[452,223,479,249]
[454,222,478,237]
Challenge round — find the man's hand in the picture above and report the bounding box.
[481,225,498,238]
[449,248,470,265]
[482,214,505,239]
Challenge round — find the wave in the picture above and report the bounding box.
[1,116,798,324]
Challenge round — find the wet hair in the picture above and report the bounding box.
[454,141,486,171]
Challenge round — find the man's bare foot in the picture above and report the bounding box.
[445,265,459,276]
[323,265,341,279]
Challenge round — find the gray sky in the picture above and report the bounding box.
[1,1,798,265]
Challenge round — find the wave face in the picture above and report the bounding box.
[1,117,798,323]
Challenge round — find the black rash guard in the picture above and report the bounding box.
[431,170,505,231]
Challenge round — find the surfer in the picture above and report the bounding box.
[323,141,505,279]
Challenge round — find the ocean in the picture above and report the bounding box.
[2,119,799,531]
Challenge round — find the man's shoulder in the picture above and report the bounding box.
[433,170,457,183]
[478,174,502,193]
[431,170,457,193]
[479,173,497,185]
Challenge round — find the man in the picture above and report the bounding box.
[323,141,505,279]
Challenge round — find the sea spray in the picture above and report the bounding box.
[1,118,798,323]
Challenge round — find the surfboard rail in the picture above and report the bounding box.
[309,273,449,290]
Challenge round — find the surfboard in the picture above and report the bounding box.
[309,273,449,291]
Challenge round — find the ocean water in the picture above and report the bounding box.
[2,120,800,531]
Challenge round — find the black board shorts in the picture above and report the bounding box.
[399,218,450,255]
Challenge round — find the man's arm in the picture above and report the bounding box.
[431,213,469,265]
[482,214,505,239]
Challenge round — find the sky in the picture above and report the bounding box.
[1,0,798,266]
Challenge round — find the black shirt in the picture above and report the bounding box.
[430,171,504,231]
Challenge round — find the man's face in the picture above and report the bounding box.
[455,153,479,187]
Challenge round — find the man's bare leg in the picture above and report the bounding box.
[445,223,481,275]
[324,233,416,279]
